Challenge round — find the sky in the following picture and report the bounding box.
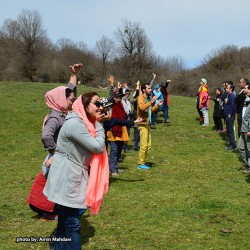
[1,0,250,69]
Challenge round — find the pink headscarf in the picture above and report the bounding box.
[72,95,109,215]
[45,86,68,113]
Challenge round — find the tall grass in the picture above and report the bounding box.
[0,82,249,250]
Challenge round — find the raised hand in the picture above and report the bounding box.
[69,63,83,74]
[108,75,114,86]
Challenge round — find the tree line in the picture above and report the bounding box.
[1,9,250,96]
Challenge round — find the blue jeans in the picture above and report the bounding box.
[54,205,81,250]
[123,127,130,151]
[163,103,169,123]
[109,141,124,173]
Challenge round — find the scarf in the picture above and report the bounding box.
[111,102,126,137]
[43,86,68,127]
[72,95,109,215]
[45,86,68,113]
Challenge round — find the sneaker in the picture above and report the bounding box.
[241,166,249,170]
[118,169,124,173]
[133,147,139,151]
[201,124,209,126]
[242,168,250,175]
[110,172,119,177]
[137,164,151,170]
[150,125,156,129]
[39,213,58,221]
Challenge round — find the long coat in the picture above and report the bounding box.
[43,112,105,209]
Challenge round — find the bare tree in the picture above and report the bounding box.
[16,9,48,81]
[204,44,239,72]
[114,19,153,83]
[95,35,115,84]
[0,19,23,80]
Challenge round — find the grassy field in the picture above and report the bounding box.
[0,82,249,250]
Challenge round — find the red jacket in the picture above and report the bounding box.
[27,171,55,212]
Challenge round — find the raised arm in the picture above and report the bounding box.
[150,73,156,87]
[67,63,83,96]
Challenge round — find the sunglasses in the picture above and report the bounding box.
[68,97,76,102]
[91,100,103,108]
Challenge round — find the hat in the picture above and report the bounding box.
[100,97,113,108]
[114,92,125,98]
[201,78,207,84]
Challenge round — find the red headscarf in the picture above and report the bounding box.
[72,95,109,215]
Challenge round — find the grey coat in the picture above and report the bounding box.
[241,102,250,132]
[43,112,105,209]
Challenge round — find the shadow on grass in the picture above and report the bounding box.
[244,174,250,184]
[80,214,95,245]
[109,177,145,185]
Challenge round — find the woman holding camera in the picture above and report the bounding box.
[44,92,109,249]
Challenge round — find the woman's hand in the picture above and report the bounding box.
[45,155,54,168]
[69,63,83,74]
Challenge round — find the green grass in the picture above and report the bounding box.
[0,82,249,250]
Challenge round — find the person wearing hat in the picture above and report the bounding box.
[199,78,210,126]
[107,76,129,176]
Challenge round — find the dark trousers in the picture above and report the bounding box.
[163,103,169,123]
[213,116,223,131]
[55,205,81,250]
[134,126,140,149]
[225,115,236,148]
[109,141,124,173]
[237,114,242,138]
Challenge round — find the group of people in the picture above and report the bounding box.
[105,73,171,174]
[196,77,250,175]
[26,65,172,249]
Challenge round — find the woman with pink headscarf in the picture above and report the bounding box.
[44,92,109,249]
[27,64,82,220]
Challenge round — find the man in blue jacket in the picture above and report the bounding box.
[224,82,237,151]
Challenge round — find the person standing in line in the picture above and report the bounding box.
[213,88,223,132]
[237,85,250,174]
[136,83,163,170]
[44,92,110,249]
[199,78,209,126]
[234,77,249,137]
[224,83,237,151]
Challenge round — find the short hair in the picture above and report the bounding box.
[141,83,151,93]
[227,83,235,92]
[81,92,99,111]
[216,88,223,95]
[242,78,249,85]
